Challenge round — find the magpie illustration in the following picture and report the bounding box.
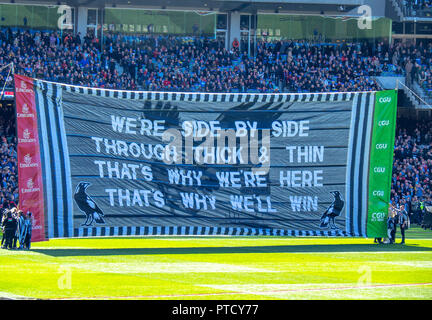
[320,191,344,229]
[74,182,105,226]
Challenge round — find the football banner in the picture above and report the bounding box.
[15,75,46,242]
[15,75,397,239]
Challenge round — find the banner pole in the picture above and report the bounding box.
[0,63,13,101]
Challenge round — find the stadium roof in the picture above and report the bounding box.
[6,0,359,15]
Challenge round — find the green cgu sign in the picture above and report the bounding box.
[367,90,398,238]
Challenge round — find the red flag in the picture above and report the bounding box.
[15,74,46,242]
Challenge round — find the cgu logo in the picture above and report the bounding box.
[376,143,387,149]
[374,167,386,173]
[372,212,386,222]
[378,120,389,126]
[373,190,384,196]
[379,97,391,103]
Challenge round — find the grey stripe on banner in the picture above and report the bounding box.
[346,93,360,236]
[55,88,74,237]
[359,93,374,236]
[356,93,371,236]
[40,82,59,237]
[35,82,54,238]
[353,93,368,236]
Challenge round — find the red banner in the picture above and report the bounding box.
[15,75,46,242]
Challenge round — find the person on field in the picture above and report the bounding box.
[11,208,20,249]
[384,205,393,244]
[374,203,386,244]
[374,237,383,244]
[1,209,7,247]
[391,209,398,243]
[16,210,26,249]
[386,206,397,244]
[2,210,17,249]
[23,211,32,250]
[398,204,410,244]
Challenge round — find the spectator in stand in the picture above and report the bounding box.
[391,118,432,224]
[1,28,432,94]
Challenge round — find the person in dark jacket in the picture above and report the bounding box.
[2,210,17,249]
[392,208,399,242]
[398,204,410,244]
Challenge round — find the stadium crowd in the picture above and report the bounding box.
[391,118,432,225]
[397,0,432,19]
[404,0,432,15]
[0,28,430,94]
[0,28,432,231]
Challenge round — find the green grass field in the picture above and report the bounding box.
[1,227,432,300]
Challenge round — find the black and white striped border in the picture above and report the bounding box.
[35,80,74,239]
[74,226,349,237]
[345,92,375,237]
[46,80,364,103]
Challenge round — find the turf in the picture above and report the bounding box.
[0,227,431,300]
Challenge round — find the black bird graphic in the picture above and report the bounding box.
[320,191,344,229]
[74,182,105,226]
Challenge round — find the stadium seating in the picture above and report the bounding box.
[392,118,432,222]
